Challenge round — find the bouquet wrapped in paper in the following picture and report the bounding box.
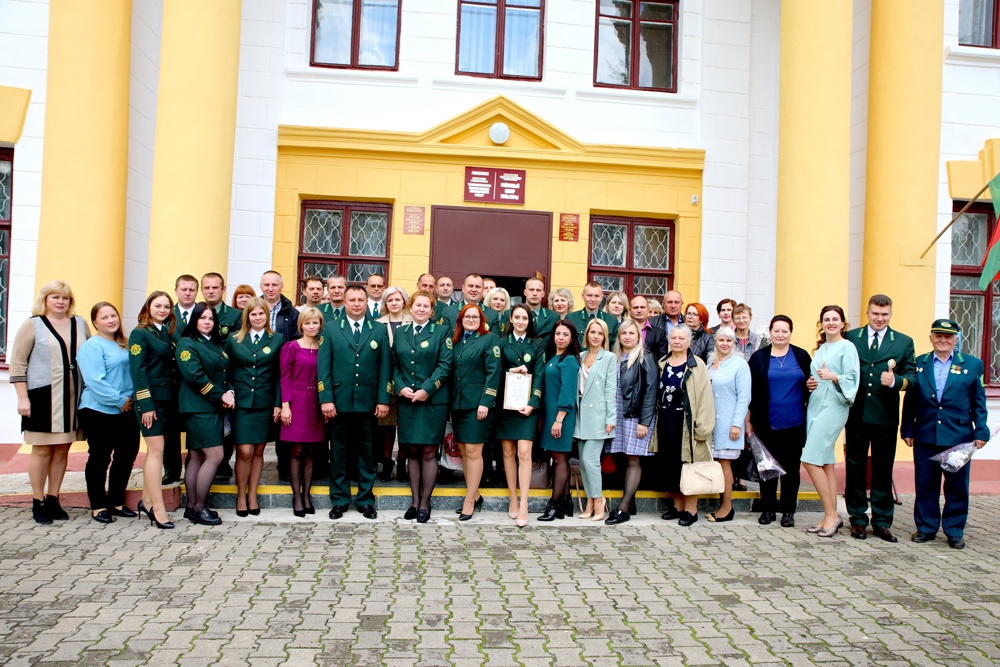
[747,432,787,481]
[929,442,977,473]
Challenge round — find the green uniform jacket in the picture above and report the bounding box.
[450,332,502,410]
[433,300,450,326]
[128,324,176,415]
[529,307,557,344]
[172,304,191,342]
[391,321,453,406]
[320,303,345,321]
[441,302,500,333]
[497,334,545,409]
[845,326,916,428]
[213,302,242,343]
[225,331,284,410]
[317,317,392,411]
[176,337,230,413]
[566,309,618,347]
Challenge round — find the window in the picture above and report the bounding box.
[959,0,1000,48]
[948,202,1000,386]
[311,0,401,70]
[457,0,544,80]
[298,201,391,296]
[588,215,673,300]
[594,0,679,92]
[0,148,10,361]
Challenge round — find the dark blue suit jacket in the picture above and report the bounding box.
[900,351,990,447]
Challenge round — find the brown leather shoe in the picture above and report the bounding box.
[872,526,898,543]
[850,524,867,539]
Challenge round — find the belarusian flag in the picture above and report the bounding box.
[979,172,1000,291]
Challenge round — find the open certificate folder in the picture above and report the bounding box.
[503,371,532,410]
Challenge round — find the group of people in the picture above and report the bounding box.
[9,271,990,547]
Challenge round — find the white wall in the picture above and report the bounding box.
[0,0,48,443]
[123,0,162,325]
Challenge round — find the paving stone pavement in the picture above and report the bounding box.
[1,498,1000,667]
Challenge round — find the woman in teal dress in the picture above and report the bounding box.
[449,304,501,521]
[496,304,545,527]
[538,320,581,522]
[225,297,284,517]
[802,305,859,537]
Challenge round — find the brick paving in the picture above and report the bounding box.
[1,499,999,666]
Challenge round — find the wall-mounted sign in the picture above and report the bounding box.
[559,213,580,242]
[463,167,526,205]
[403,205,425,234]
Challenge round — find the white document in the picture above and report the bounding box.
[503,372,532,411]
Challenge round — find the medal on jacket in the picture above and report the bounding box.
[420,341,429,348]
[523,353,531,362]
[262,346,271,354]
[887,359,895,371]
[370,340,378,349]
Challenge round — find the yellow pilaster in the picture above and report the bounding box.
[146,0,242,294]
[862,2,943,336]
[35,0,131,312]
[775,4,852,348]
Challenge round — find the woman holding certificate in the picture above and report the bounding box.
[449,304,501,521]
[496,304,545,527]
[538,320,581,522]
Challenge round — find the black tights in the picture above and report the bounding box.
[620,456,642,509]
[290,442,316,511]
[185,447,223,511]
[408,445,438,511]
[549,452,569,502]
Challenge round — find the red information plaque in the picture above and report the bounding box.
[403,205,425,235]
[464,167,526,205]
[559,213,580,242]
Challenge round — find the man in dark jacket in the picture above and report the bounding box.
[260,270,301,481]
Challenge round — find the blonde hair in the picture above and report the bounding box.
[603,291,628,317]
[297,306,324,334]
[381,286,410,315]
[707,326,736,365]
[613,317,645,369]
[233,297,273,343]
[549,287,575,312]
[32,280,75,317]
[484,287,510,312]
[583,318,611,351]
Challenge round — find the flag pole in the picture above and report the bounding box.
[919,181,992,259]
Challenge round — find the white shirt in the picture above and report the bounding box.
[368,299,382,317]
[347,316,365,332]
[178,307,194,324]
[866,325,894,387]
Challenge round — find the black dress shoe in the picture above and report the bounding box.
[111,506,138,518]
[850,524,867,539]
[328,507,344,520]
[190,508,222,526]
[677,511,698,527]
[661,507,681,521]
[92,510,115,524]
[911,531,935,543]
[458,513,473,521]
[161,473,180,485]
[758,511,775,525]
[605,509,630,525]
[560,495,574,518]
[948,536,966,549]
[44,495,69,520]
[537,502,562,522]
[236,507,249,518]
[403,506,418,520]
[31,499,52,524]
[360,505,377,520]
[872,526,898,543]
[205,508,220,519]
[416,509,430,523]
[780,514,795,528]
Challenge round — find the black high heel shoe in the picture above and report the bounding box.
[457,496,485,514]
[537,501,563,522]
[304,495,315,515]
[236,493,249,518]
[137,500,151,520]
[149,512,175,530]
[247,493,260,516]
[560,495,573,518]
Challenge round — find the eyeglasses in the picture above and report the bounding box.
[463,315,481,321]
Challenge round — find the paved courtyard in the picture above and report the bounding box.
[1,499,999,667]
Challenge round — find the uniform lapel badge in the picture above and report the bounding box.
[493,346,501,358]
[370,340,378,349]
[950,364,962,375]
[523,353,531,362]
[421,340,430,349]
[179,350,191,362]
[262,346,271,355]
[130,344,141,356]
[221,326,229,335]
[445,338,452,349]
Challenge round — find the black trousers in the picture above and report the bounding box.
[79,408,141,510]
[756,424,806,515]
[845,424,898,527]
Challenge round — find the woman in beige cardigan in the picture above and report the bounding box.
[656,324,714,526]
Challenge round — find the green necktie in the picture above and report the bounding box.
[181,311,188,325]
[353,321,361,343]
[871,332,879,352]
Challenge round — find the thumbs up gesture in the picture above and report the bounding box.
[816,362,839,384]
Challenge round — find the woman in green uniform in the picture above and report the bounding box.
[538,320,581,522]
[129,291,178,529]
[391,290,453,523]
[176,303,234,526]
[450,304,501,521]
[496,304,545,527]
[225,297,284,517]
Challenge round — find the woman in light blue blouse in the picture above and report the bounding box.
[706,326,751,522]
[77,302,141,524]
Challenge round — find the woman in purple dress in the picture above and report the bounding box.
[280,307,325,517]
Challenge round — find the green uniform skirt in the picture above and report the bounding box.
[233,407,279,444]
[136,400,171,438]
[451,408,495,444]
[183,413,224,449]
[397,402,448,446]
[494,408,540,442]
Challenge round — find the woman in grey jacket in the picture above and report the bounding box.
[575,319,618,522]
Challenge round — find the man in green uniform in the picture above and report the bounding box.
[366,273,386,319]
[321,274,347,320]
[202,272,243,479]
[524,276,556,344]
[163,273,199,485]
[845,294,916,542]
[444,273,499,331]
[319,285,392,520]
[567,281,618,346]
[173,274,199,339]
